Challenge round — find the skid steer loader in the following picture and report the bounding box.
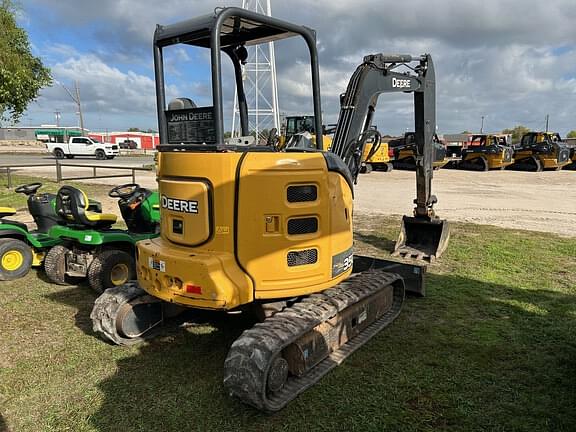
[459,134,514,171]
[389,132,448,170]
[90,7,449,411]
[508,132,571,171]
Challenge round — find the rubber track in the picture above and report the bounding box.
[223,269,405,412]
[459,159,487,171]
[90,281,150,346]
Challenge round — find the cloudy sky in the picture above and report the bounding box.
[18,0,576,136]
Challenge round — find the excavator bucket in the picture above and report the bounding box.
[393,215,450,262]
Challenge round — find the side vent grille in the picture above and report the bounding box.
[287,217,318,235]
[287,249,318,267]
[287,185,317,203]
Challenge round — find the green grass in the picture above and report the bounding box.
[0,214,575,431]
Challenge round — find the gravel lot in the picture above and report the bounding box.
[355,169,576,237]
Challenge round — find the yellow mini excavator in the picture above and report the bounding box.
[360,126,394,173]
[281,115,333,151]
[90,7,449,411]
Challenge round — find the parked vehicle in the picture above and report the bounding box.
[508,132,571,171]
[459,134,514,171]
[119,139,138,149]
[0,182,102,281]
[46,136,119,160]
[44,183,160,292]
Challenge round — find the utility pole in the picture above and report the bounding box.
[480,115,485,133]
[57,80,85,133]
[545,114,549,132]
[75,81,85,133]
[54,111,61,127]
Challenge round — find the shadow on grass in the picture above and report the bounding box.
[0,413,9,432]
[354,231,396,253]
[44,284,99,335]
[85,273,576,432]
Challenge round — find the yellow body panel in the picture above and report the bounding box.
[320,135,333,151]
[237,153,353,298]
[137,151,353,310]
[362,142,390,164]
[515,150,570,169]
[463,151,514,168]
[32,251,45,267]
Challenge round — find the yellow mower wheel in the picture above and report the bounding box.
[110,263,130,286]
[87,249,135,293]
[0,238,33,281]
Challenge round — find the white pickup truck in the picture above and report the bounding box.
[47,137,119,160]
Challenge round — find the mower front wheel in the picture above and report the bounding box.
[88,249,135,293]
[44,244,79,285]
[0,238,33,281]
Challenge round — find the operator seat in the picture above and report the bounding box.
[168,97,197,110]
[0,207,17,218]
[56,186,117,228]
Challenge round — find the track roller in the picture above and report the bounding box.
[459,156,489,171]
[508,155,542,172]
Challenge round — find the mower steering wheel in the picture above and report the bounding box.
[15,182,42,195]
[108,183,140,199]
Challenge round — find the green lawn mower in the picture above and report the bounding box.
[44,183,160,292]
[0,182,102,281]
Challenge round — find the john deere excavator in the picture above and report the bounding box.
[90,7,449,411]
[281,115,333,151]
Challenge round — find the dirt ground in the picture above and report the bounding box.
[355,169,576,237]
[6,165,576,237]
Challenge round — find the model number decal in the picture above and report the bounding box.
[148,257,166,272]
[332,246,354,278]
[392,77,411,89]
[161,195,198,214]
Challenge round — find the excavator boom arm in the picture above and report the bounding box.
[330,53,437,218]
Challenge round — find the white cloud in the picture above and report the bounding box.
[22,0,576,134]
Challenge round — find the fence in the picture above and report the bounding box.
[0,160,153,188]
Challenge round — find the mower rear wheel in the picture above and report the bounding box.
[44,244,79,285]
[88,249,135,293]
[0,238,33,281]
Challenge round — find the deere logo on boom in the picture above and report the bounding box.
[161,195,199,214]
[392,77,411,88]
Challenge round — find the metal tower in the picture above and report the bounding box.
[231,0,280,140]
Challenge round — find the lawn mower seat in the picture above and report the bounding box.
[56,186,117,228]
[0,207,17,218]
